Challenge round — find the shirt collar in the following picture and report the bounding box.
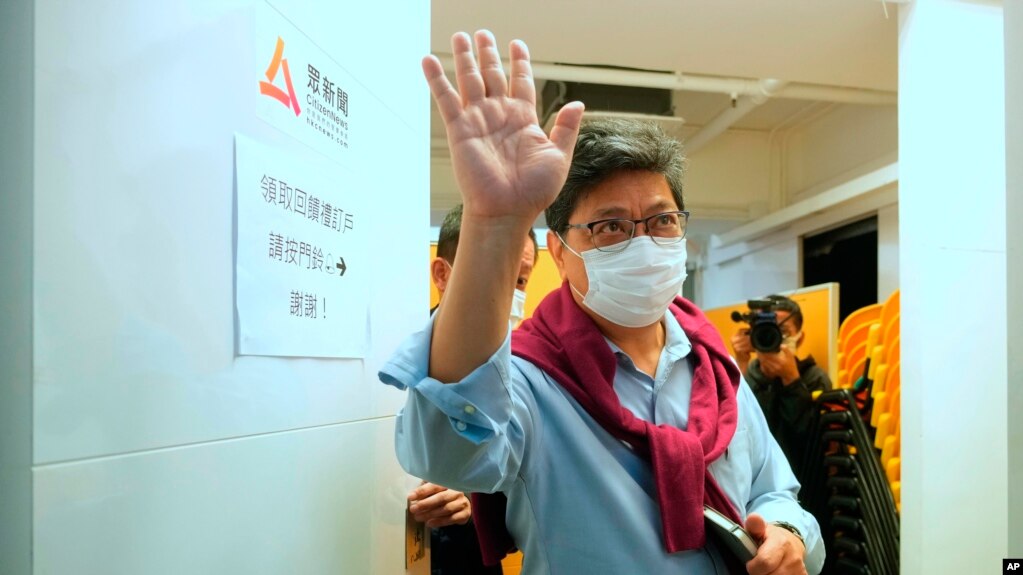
[605,310,694,366]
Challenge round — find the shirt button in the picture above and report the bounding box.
[463,405,477,415]
[455,421,467,431]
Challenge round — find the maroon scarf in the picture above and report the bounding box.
[471,282,743,565]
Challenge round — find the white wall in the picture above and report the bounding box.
[701,180,897,310]
[785,104,898,204]
[899,2,1008,573]
[684,129,771,221]
[877,203,899,302]
[697,101,898,311]
[1006,0,1023,556]
[22,1,429,573]
[702,238,800,308]
[0,0,33,572]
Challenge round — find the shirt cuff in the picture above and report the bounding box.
[380,315,514,444]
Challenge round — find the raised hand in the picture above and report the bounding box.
[422,30,584,222]
[730,328,753,373]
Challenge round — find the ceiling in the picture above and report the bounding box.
[428,0,900,229]
[431,0,898,91]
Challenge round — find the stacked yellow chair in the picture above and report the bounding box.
[839,291,899,513]
[830,290,902,511]
[835,303,881,388]
[867,290,901,513]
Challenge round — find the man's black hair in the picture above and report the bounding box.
[545,118,685,235]
[766,294,804,331]
[436,203,538,263]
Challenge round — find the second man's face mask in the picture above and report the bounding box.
[510,288,527,326]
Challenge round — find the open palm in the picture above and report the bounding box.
[423,31,584,220]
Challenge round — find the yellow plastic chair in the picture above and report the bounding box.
[865,324,882,358]
[838,303,882,347]
[874,363,891,396]
[879,290,900,337]
[870,364,890,427]
[840,341,869,386]
[881,433,898,468]
[887,361,901,393]
[881,391,902,464]
[874,413,894,449]
[838,319,871,356]
[866,345,885,381]
[839,322,874,369]
[844,356,868,389]
[886,335,901,367]
[883,313,900,350]
[886,457,901,484]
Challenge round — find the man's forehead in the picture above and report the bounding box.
[521,238,536,258]
[587,198,677,220]
[776,311,798,332]
[570,171,678,221]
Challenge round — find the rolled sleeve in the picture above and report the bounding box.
[404,350,513,444]
[741,382,826,574]
[379,316,525,493]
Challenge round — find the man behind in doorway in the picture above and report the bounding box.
[383,30,823,575]
[730,295,832,472]
[407,203,538,575]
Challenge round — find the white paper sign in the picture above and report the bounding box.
[235,133,368,358]
[253,2,356,166]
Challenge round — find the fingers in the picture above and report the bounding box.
[745,513,768,542]
[730,333,751,355]
[451,32,485,104]
[744,518,808,575]
[407,481,447,503]
[425,503,472,528]
[429,31,545,126]
[549,101,585,157]
[422,55,462,125]
[759,353,780,370]
[508,39,535,104]
[475,30,507,99]
[409,489,471,526]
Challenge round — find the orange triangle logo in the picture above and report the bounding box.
[259,37,301,116]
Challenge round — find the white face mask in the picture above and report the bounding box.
[783,332,802,353]
[510,288,527,326]
[561,235,688,328]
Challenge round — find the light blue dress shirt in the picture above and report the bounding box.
[381,312,824,575]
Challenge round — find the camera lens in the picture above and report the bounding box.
[751,322,783,353]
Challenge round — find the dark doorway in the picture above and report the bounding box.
[803,217,878,323]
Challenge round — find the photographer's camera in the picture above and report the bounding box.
[731,300,784,353]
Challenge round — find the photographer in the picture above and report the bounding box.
[731,295,832,471]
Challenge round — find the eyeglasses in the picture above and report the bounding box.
[565,210,690,253]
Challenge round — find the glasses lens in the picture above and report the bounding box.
[592,219,635,252]
[649,212,687,245]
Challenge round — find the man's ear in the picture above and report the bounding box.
[430,258,450,293]
[546,230,567,281]
[795,331,805,348]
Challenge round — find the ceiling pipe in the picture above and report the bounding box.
[684,78,788,154]
[436,56,897,105]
